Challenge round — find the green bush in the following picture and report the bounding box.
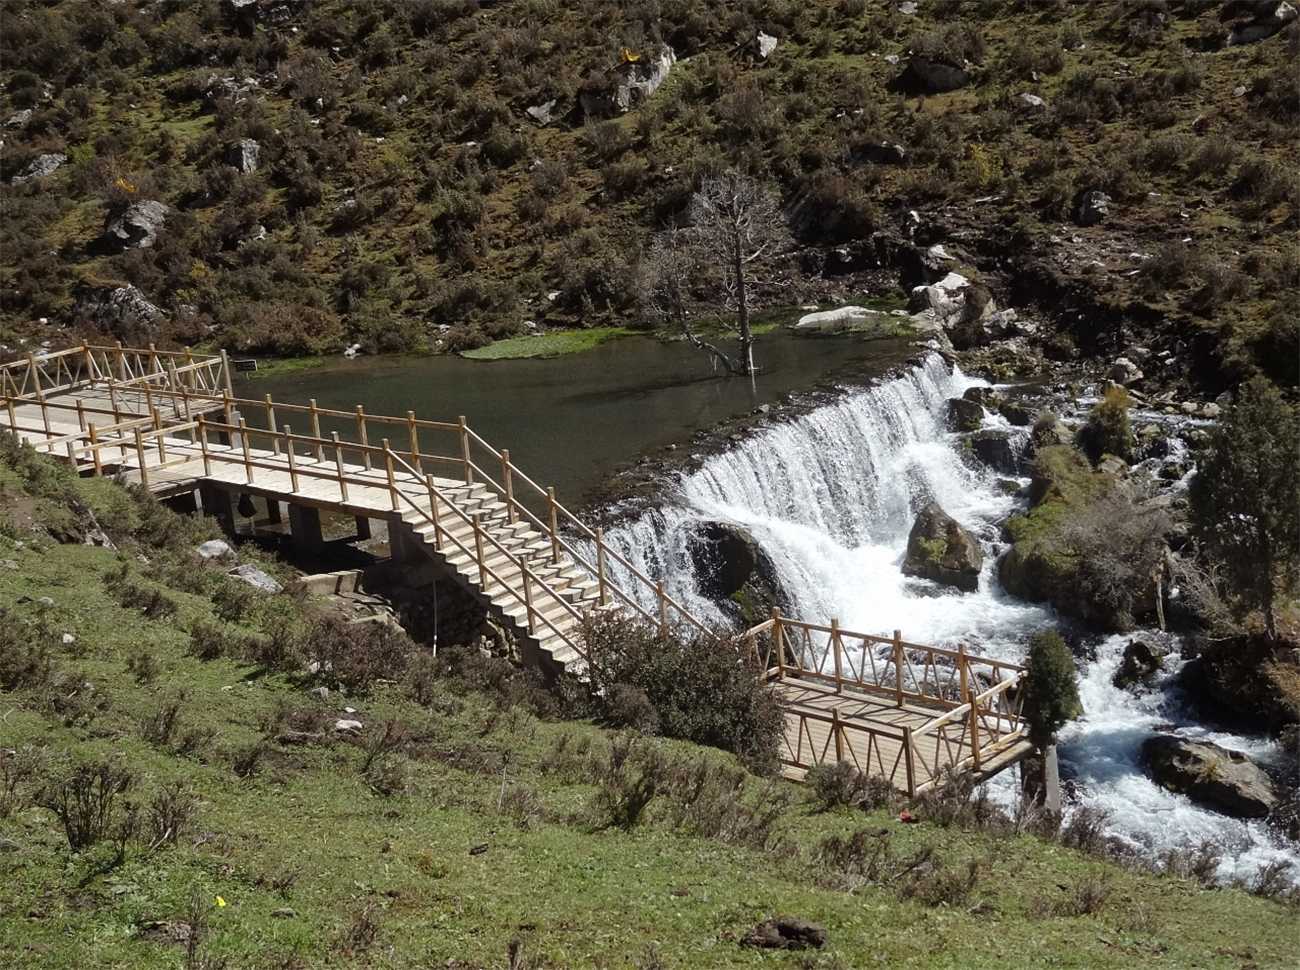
[1079,386,1133,463]
[1021,629,1082,747]
[578,612,784,773]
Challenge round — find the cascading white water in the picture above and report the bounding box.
[600,352,1297,885]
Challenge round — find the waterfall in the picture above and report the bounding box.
[598,352,1297,885]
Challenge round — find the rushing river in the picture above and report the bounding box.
[599,353,1298,885]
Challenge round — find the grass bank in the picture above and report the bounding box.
[460,327,634,361]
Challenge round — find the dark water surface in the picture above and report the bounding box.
[242,331,915,503]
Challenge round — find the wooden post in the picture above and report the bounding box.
[472,513,487,589]
[406,411,422,474]
[458,415,473,484]
[382,439,399,511]
[772,607,784,678]
[308,399,324,462]
[656,581,668,635]
[167,358,183,418]
[143,378,154,419]
[75,399,86,432]
[198,417,211,475]
[332,432,348,502]
[547,488,561,563]
[501,448,515,524]
[133,428,149,489]
[958,643,970,703]
[832,707,845,763]
[28,354,51,437]
[265,395,278,455]
[903,726,916,796]
[115,342,127,382]
[239,418,253,484]
[522,568,535,634]
[4,396,16,435]
[831,618,843,693]
[283,425,299,492]
[65,440,78,470]
[969,701,983,771]
[153,408,168,464]
[355,406,371,470]
[893,630,905,707]
[425,474,442,550]
[220,349,234,399]
[87,423,102,475]
[595,526,609,606]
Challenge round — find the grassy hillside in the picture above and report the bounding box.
[2,444,1299,967]
[0,0,1295,390]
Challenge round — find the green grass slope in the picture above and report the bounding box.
[1,441,1298,968]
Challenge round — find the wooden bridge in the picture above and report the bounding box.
[2,343,1033,793]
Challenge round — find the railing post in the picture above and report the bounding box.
[472,513,488,590]
[220,349,233,399]
[831,617,843,693]
[283,425,299,492]
[522,568,535,634]
[308,399,324,462]
[458,415,473,484]
[198,416,211,476]
[153,408,168,464]
[265,395,278,455]
[382,439,399,512]
[656,581,668,635]
[406,410,422,474]
[237,418,252,483]
[87,423,102,475]
[355,406,371,470]
[903,726,916,796]
[133,428,150,489]
[75,399,86,432]
[959,643,970,703]
[547,487,561,564]
[4,395,16,434]
[595,526,609,606]
[115,341,127,382]
[425,474,442,550]
[772,607,784,678]
[893,630,905,707]
[832,707,845,762]
[332,432,348,502]
[222,390,233,428]
[167,358,183,418]
[501,448,515,524]
[969,700,983,771]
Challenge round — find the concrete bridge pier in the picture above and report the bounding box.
[287,503,325,552]
[198,482,236,537]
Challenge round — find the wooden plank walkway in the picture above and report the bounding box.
[2,344,1035,794]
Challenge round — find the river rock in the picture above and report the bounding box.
[580,45,675,117]
[968,429,1019,474]
[688,521,784,624]
[102,200,169,251]
[11,153,66,185]
[228,563,282,593]
[901,502,983,592]
[1140,735,1279,819]
[742,916,827,950]
[1108,357,1143,385]
[196,539,233,560]
[794,305,895,335]
[945,397,984,433]
[1112,639,1165,689]
[895,56,971,94]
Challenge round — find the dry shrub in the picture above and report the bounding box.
[660,754,792,850]
[0,745,45,818]
[805,761,896,813]
[37,759,136,853]
[147,783,198,848]
[500,785,544,830]
[139,695,186,747]
[589,734,666,831]
[899,857,982,908]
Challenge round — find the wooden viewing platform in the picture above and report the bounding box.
[2,343,1033,794]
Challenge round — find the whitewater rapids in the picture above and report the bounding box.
[597,353,1297,885]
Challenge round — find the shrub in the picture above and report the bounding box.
[579,613,784,773]
[1078,386,1133,463]
[660,755,791,850]
[126,650,159,685]
[309,616,414,693]
[37,759,136,852]
[590,734,666,831]
[146,783,197,848]
[500,785,544,830]
[806,761,895,812]
[0,612,55,691]
[1022,630,1082,747]
[231,742,265,779]
[139,695,185,748]
[606,683,660,734]
[187,620,248,661]
[0,746,45,819]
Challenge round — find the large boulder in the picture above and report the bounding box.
[580,45,675,118]
[688,521,785,624]
[1112,639,1167,689]
[1140,735,1279,819]
[967,429,1019,474]
[1224,0,1298,45]
[225,138,260,174]
[793,305,901,336]
[1073,189,1111,227]
[73,284,165,340]
[11,153,66,185]
[945,397,984,433]
[101,200,169,251]
[895,56,971,94]
[901,503,983,592]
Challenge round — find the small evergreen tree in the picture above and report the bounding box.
[1079,386,1133,463]
[1189,377,1300,638]
[1022,629,1082,747]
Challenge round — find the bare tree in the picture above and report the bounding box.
[640,171,784,376]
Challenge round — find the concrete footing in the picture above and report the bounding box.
[288,504,324,551]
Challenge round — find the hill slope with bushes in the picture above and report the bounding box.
[1,0,1296,392]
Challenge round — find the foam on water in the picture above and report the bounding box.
[599,352,1297,884]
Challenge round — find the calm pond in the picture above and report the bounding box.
[242,330,916,503]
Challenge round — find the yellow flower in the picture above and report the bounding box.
[215,895,227,908]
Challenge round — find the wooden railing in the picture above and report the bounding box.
[0,342,230,404]
[742,612,1028,794]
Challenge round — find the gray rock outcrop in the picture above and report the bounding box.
[688,521,785,624]
[73,284,165,336]
[1140,735,1279,819]
[11,153,66,184]
[580,45,675,118]
[1073,189,1111,226]
[225,138,260,173]
[102,200,169,251]
[1225,0,1298,45]
[945,396,984,433]
[901,502,984,592]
